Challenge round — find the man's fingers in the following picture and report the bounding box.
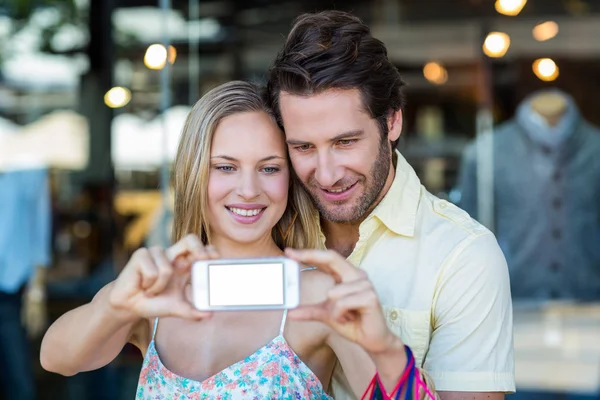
[331,290,378,323]
[284,249,337,279]
[146,247,174,295]
[285,248,364,283]
[327,279,373,302]
[287,303,329,322]
[289,290,376,326]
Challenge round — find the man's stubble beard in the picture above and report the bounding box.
[301,136,392,224]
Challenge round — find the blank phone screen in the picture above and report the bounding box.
[208,263,284,306]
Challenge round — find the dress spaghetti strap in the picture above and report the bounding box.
[279,266,317,336]
[152,318,159,340]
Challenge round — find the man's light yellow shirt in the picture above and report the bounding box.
[325,151,515,397]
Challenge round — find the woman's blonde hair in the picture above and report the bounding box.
[172,80,322,250]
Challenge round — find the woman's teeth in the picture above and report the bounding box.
[228,207,262,217]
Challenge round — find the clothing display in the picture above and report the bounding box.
[457,89,600,301]
[0,167,51,400]
[0,167,52,293]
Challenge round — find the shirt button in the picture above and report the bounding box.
[389,310,398,321]
[550,262,560,272]
[552,171,562,181]
[541,146,552,155]
[552,198,562,209]
[552,229,562,239]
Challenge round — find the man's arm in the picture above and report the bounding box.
[327,333,506,400]
[425,232,514,397]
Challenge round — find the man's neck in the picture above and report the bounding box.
[322,219,360,258]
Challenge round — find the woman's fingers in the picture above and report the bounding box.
[146,247,174,295]
[206,245,219,259]
[166,235,220,271]
[135,249,159,291]
[168,300,212,320]
[142,295,212,320]
[166,234,207,264]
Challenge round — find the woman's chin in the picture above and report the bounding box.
[219,230,274,247]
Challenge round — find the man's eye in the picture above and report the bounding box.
[338,139,356,146]
[295,144,311,152]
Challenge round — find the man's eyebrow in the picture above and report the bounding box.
[329,130,364,142]
[286,130,365,146]
[285,139,310,146]
[210,155,286,162]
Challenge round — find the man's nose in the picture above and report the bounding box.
[314,151,342,188]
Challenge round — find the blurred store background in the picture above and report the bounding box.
[1,0,599,399]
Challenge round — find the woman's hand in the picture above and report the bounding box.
[108,234,217,321]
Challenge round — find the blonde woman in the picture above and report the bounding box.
[40,81,433,399]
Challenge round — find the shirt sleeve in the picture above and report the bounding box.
[423,232,515,393]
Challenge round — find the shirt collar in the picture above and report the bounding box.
[368,150,421,237]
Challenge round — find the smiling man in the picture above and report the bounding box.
[267,10,515,400]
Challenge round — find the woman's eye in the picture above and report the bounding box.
[216,165,235,172]
[262,167,280,174]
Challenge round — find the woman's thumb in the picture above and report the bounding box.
[171,301,212,321]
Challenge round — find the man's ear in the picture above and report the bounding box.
[387,109,403,142]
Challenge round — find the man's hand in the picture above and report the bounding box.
[285,248,400,354]
[285,247,415,395]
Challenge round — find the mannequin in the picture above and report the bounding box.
[457,88,600,302]
[529,91,568,127]
[458,89,600,399]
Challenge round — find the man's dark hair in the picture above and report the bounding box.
[267,10,406,147]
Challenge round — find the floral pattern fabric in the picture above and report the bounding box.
[136,335,333,400]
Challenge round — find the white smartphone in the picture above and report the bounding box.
[191,257,300,311]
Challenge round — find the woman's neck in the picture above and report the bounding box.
[209,233,283,259]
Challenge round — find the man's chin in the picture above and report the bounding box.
[308,191,362,223]
[317,205,361,224]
